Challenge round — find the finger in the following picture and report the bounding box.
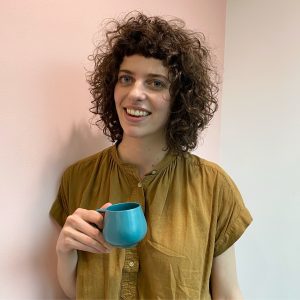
[73,208,105,229]
[73,204,112,228]
[67,237,109,254]
[67,215,111,249]
[64,226,111,253]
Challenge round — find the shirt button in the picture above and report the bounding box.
[128,261,134,267]
[138,182,142,188]
[151,170,157,175]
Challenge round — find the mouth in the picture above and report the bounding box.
[125,108,151,117]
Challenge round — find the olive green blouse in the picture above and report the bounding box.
[50,145,252,299]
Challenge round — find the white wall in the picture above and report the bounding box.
[221,1,300,299]
[0,1,226,299]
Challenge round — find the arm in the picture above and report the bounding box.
[56,246,77,299]
[210,245,243,300]
[55,203,112,299]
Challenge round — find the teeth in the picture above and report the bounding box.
[126,108,149,117]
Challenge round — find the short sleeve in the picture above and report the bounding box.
[214,173,252,257]
[49,172,70,227]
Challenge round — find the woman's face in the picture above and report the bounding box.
[114,55,171,143]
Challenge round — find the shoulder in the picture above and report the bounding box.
[62,145,114,179]
[179,153,244,200]
[183,152,235,188]
[187,153,223,171]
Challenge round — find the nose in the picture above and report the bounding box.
[128,81,147,101]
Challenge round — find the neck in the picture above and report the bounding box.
[117,136,168,179]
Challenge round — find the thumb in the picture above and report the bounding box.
[100,202,112,209]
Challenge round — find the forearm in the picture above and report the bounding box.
[57,249,78,299]
[211,246,244,300]
[212,287,243,300]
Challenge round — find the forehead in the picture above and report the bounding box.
[119,55,168,77]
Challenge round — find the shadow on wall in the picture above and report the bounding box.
[34,123,111,298]
[16,60,113,298]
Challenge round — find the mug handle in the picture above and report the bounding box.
[91,208,106,231]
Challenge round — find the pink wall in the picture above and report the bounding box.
[0,1,226,298]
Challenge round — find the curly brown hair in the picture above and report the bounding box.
[87,11,219,154]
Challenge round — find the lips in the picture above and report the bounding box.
[125,108,151,117]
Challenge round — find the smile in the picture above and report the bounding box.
[125,108,151,117]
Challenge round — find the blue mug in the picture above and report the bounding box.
[97,202,147,248]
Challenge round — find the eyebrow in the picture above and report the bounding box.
[119,69,170,81]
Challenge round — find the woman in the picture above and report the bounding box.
[50,12,252,299]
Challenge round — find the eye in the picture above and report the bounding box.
[147,79,167,90]
[118,74,132,85]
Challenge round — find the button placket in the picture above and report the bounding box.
[123,248,139,273]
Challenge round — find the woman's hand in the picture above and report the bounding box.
[56,203,112,254]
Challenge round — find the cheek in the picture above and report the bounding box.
[113,86,117,102]
[160,95,172,114]
[114,87,121,106]
[161,90,171,104]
